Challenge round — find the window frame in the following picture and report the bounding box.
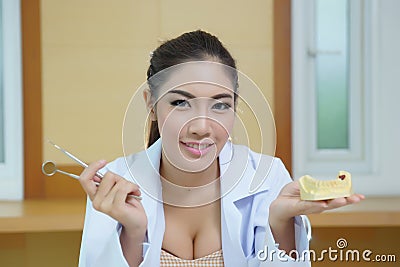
[0,0,23,200]
[291,0,378,178]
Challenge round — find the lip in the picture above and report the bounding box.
[180,141,214,156]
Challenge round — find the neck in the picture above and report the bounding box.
[159,152,221,207]
[159,152,220,187]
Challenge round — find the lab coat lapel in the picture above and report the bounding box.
[219,143,271,265]
[122,139,164,256]
[219,142,273,202]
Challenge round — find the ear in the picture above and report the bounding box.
[143,89,157,121]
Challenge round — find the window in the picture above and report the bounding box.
[0,0,23,200]
[292,0,376,177]
[314,0,349,150]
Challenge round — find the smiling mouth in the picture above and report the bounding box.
[183,142,213,150]
[180,141,214,156]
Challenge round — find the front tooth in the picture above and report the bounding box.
[188,143,199,149]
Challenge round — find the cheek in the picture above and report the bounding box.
[214,115,235,137]
[157,110,185,138]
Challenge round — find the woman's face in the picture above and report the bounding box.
[153,65,236,173]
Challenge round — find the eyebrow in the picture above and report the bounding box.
[167,89,233,100]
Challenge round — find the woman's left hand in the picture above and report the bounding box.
[270,181,365,221]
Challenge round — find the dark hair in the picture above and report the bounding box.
[146,30,237,148]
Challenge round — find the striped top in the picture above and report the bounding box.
[160,249,224,267]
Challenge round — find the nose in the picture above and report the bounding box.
[187,116,212,137]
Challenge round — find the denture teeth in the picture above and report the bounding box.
[298,171,352,201]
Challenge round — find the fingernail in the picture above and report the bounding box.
[99,159,107,164]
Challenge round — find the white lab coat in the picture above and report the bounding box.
[79,139,310,266]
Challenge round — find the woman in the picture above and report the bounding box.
[78,30,364,267]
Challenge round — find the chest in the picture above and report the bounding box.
[162,200,222,260]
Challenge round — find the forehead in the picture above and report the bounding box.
[155,62,236,97]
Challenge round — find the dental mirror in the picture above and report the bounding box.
[42,160,80,179]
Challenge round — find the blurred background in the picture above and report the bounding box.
[0,0,399,266]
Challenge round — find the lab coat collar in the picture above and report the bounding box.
[126,138,272,203]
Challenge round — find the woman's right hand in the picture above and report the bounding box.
[79,160,148,237]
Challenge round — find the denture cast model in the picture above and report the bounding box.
[299,171,353,201]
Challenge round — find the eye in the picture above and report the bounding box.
[212,102,231,111]
[170,99,190,108]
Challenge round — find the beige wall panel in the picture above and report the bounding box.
[41,0,274,163]
[41,0,160,163]
[42,45,152,162]
[159,0,272,47]
[41,0,159,45]
[231,48,274,108]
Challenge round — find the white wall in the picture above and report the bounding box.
[366,0,400,195]
[332,0,400,196]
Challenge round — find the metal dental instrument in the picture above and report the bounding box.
[48,140,104,179]
[42,160,101,186]
[42,160,81,180]
[47,140,142,200]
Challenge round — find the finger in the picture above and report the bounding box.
[92,172,122,209]
[298,200,329,214]
[79,159,107,199]
[345,194,364,204]
[94,177,123,214]
[325,194,364,210]
[101,180,140,216]
[113,181,141,208]
[325,197,348,210]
